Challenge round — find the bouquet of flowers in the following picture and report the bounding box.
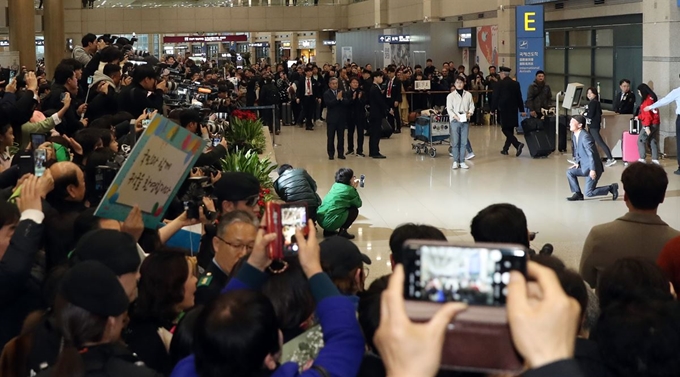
[231,109,258,121]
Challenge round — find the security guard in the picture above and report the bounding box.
[491,66,526,156]
[195,210,259,306]
[36,261,161,377]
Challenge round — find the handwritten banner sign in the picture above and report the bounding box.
[95,116,206,229]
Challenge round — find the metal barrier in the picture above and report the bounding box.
[239,105,280,147]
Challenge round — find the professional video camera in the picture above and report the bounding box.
[180,176,217,221]
[92,152,127,205]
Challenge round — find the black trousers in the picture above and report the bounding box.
[342,206,359,229]
[368,118,382,156]
[327,122,345,158]
[347,113,365,154]
[588,127,613,160]
[676,115,680,167]
[301,97,316,129]
[502,127,521,151]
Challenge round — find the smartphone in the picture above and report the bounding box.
[33,149,47,178]
[30,133,46,150]
[146,107,156,115]
[8,70,15,85]
[402,241,527,306]
[87,76,93,85]
[359,174,365,188]
[265,202,309,259]
[16,154,34,176]
[142,119,151,128]
[212,137,220,147]
[60,92,66,101]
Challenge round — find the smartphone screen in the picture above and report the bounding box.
[402,243,527,306]
[212,137,220,147]
[33,149,47,177]
[146,108,156,115]
[142,119,151,128]
[31,134,46,150]
[87,76,93,85]
[280,204,308,254]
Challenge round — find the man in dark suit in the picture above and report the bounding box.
[368,72,387,159]
[324,78,350,160]
[195,211,258,306]
[566,115,619,201]
[491,66,525,157]
[296,67,321,130]
[384,67,402,133]
[613,78,636,114]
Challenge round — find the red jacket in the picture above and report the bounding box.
[638,95,660,126]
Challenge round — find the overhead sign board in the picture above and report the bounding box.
[378,35,411,44]
[163,35,248,43]
[323,40,337,46]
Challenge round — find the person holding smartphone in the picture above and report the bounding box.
[317,168,362,239]
[446,76,475,170]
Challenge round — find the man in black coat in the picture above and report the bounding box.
[296,67,321,130]
[117,64,165,119]
[42,64,88,137]
[384,67,402,133]
[273,164,322,221]
[613,79,636,114]
[368,72,387,159]
[491,66,526,157]
[323,78,350,160]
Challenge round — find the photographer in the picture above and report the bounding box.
[117,64,166,118]
[211,86,237,115]
[43,64,88,136]
[86,63,122,120]
[179,109,227,167]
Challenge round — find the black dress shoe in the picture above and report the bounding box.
[500,150,509,155]
[370,154,387,159]
[516,143,525,157]
[567,193,584,201]
[329,156,334,160]
[306,128,314,131]
[357,152,365,157]
[610,183,619,201]
[338,155,346,160]
[338,229,355,239]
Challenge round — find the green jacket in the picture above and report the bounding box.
[317,182,362,230]
[20,118,56,150]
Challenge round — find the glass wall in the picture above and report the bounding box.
[544,16,642,109]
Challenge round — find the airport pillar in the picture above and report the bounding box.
[44,0,66,78]
[8,0,36,68]
[642,0,680,154]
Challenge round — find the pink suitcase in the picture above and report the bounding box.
[622,131,639,163]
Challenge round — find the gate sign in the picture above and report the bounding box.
[515,5,545,131]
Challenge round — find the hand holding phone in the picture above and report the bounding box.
[246,228,278,273]
[265,202,309,260]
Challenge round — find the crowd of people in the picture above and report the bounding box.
[2,31,680,377]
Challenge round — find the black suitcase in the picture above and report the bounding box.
[381,118,394,138]
[281,102,292,125]
[543,116,568,152]
[524,130,552,158]
[521,117,544,133]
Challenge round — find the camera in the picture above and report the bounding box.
[181,177,217,221]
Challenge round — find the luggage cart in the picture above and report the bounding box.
[412,114,450,158]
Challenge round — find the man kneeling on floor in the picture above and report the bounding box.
[566,115,619,201]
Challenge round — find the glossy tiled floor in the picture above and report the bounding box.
[271,122,680,282]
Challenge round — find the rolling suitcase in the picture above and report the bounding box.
[281,102,292,125]
[543,116,557,152]
[622,131,639,163]
[524,130,552,158]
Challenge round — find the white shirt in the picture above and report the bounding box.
[446,90,475,121]
[649,87,680,115]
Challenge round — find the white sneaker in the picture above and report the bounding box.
[452,162,459,169]
[449,152,453,157]
[637,159,645,163]
[605,159,617,167]
[652,159,661,165]
[460,162,470,169]
[465,153,475,160]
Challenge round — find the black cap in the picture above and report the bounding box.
[499,66,511,73]
[214,172,260,204]
[60,261,130,317]
[572,115,586,126]
[71,229,141,276]
[320,236,372,279]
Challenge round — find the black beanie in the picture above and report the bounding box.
[71,229,141,276]
[60,261,130,317]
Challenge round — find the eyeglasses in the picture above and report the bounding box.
[215,235,254,253]
[244,195,259,207]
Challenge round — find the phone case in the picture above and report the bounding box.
[265,202,309,260]
[404,301,524,374]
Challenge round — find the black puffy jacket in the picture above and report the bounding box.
[273,168,322,208]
